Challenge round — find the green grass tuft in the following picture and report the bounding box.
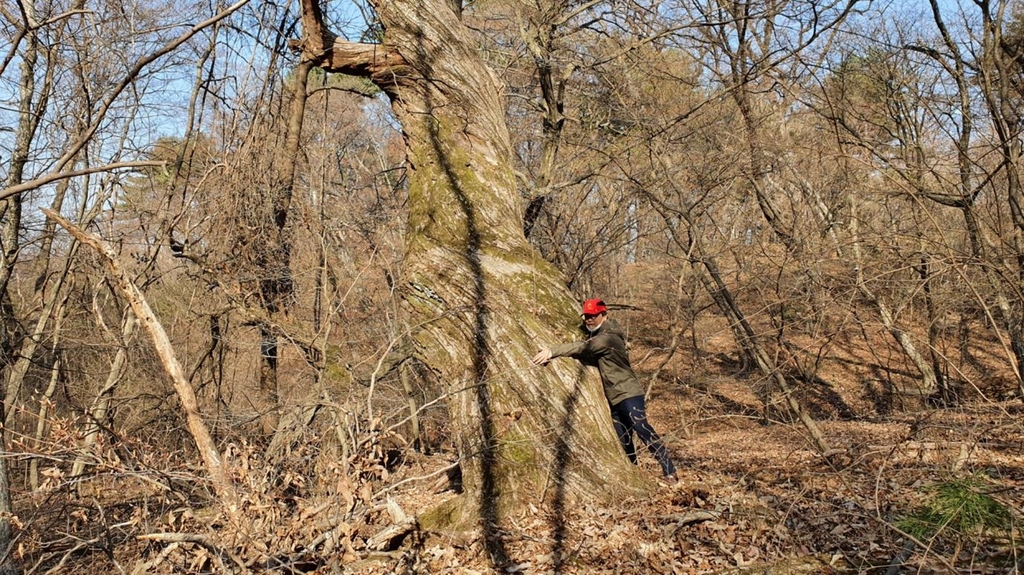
[898,473,1013,540]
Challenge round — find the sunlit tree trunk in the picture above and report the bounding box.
[29,303,67,490]
[517,2,571,239]
[849,197,939,395]
[45,210,241,513]
[296,0,644,551]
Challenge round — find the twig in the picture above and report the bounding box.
[129,542,180,575]
[657,510,720,531]
[373,460,459,498]
[137,533,245,573]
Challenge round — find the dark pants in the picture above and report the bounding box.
[610,395,676,477]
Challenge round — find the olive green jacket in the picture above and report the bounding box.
[548,318,644,406]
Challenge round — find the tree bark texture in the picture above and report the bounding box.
[297,0,645,531]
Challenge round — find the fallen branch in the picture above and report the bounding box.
[137,533,246,573]
[657,510,720,531]
[129,541,180,575]
[42,208,240,512]
[27,536,102,575]
[364,517,418,551]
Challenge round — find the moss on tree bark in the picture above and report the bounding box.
[296,0,650,536]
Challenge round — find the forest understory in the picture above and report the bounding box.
[14,311,1023,575]
[8,0,1024,572]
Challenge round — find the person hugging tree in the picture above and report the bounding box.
[532,299,678,483]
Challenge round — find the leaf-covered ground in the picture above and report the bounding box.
[363,393,1022,574]
[15,332,1024,574]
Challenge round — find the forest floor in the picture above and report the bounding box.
[358,312,1024,575]
[368,381,1023,574]
[15,326,1024,574]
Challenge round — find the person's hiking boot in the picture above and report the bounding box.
[660,473,679,487]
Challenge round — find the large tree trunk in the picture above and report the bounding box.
[296,0,643,539]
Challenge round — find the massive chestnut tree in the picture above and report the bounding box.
[294,0,647,536]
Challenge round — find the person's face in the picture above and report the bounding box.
[583,312,606,330]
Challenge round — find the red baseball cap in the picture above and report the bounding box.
[581,299,607,315]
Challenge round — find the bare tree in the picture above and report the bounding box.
[971,0,1024,394]
[293,0,648,557]
[808,2,1024,399]
[45,208,241,511]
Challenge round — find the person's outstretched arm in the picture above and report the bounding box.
[533,340,589,365]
